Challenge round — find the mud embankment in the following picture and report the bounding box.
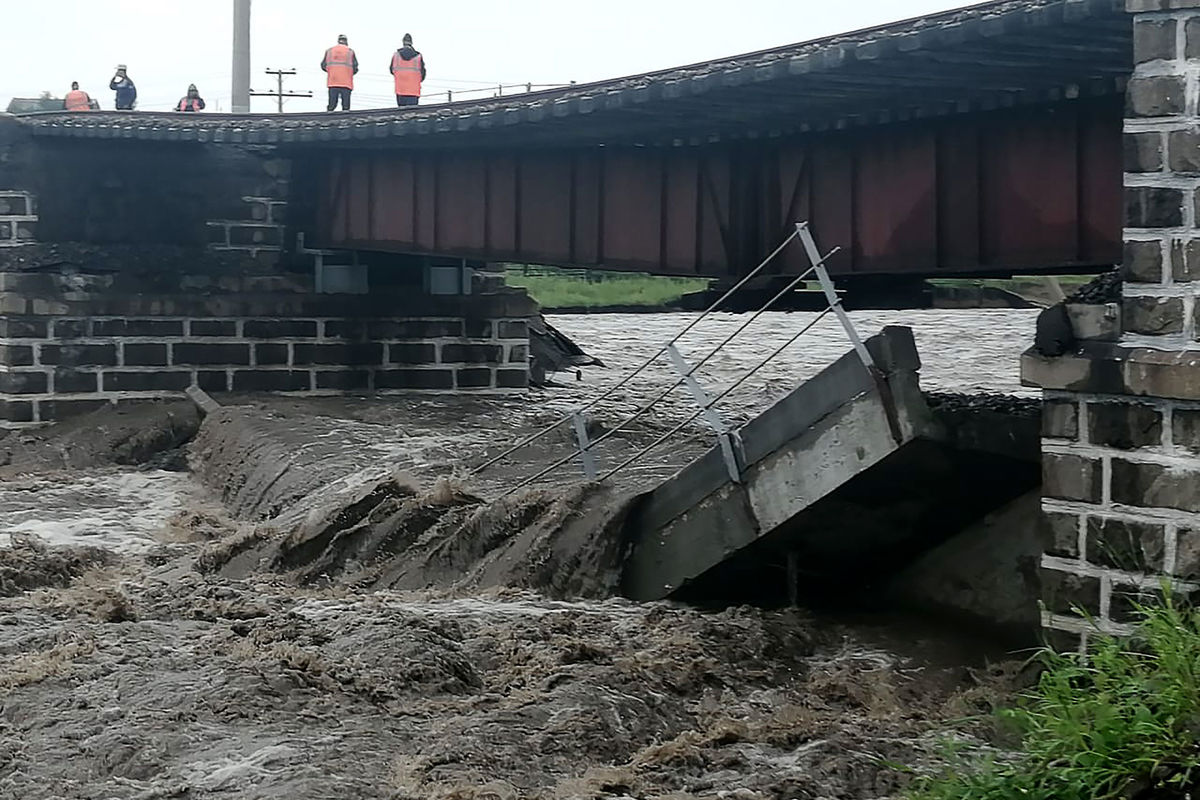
[190,407,642,599]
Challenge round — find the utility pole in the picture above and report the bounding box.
[250,69,313,113]
[231,0,251,113]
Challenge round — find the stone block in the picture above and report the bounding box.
[227,225,283,247]
[0,399,33,423]
[1041,568,1101,617]
[1125,240,1164,283]
[0,224,10,241]
[1043,453,1103,503]
[376,369,454,390]
[172,343,251,366]
[123,344,169,367]
[441,344,502,364]
[1134,17,1178,62]
[0,196,28,216]
[93,319,185,338]
[207,223,229,246]
[231,370,312,392]
[465,319,493,339]
[1174,239,1200,282]
[1043,510,1081,558]
[102,371,192,392]
[1128,0,1200,11]
[368,320,464,339]
[387,343,437,365]
[314,370,370,390]
[1124,296,1184,335]
[15,223,36,240]
[189,320,237,338]
[1190,17,1200,59]
[1168,129,1200,173]
[1125,131,1164,173]
[323,320,366,339]
[52,369,97,394]
[1174,408,1200,452]
[508,345,529,364]
[1175,528,1200,579]
[1109,584,1159,625]
[496,369,530,389]
[40,344,117,367]
[497,320,529,340]
[1126,187,1184,228]
[0,344,34,367]
[456,368,493,388]
[51,319,88,339]
[1111,458,1200,512]
[197,371,230,393]
[1042,627,1083,654]
[1086,516,1165,571]
[255,343,290,366]
[1066,303,1121,341]
[38,399,109,421]
[1126,76,1187,118]
[0,318,46,338]
[292,343,384,366]
[243,320,318,339]
[1043,399,1079,439]
[1087,401,1163,449]
[0,371,47,394]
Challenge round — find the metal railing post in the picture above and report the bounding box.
[666,344,742,483]
[571,411,598,481]
[796,222,874,371]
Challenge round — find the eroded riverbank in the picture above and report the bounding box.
[0,310,1039,799]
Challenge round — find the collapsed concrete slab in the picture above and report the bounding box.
[622,326,935,602]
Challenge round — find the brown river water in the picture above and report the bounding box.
[0,309,1037,799]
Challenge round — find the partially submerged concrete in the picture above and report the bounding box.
[622,326,935,602]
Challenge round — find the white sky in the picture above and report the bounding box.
[4,0,980,113]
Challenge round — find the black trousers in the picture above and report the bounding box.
[396,95,419,107]
[327,87,351,111]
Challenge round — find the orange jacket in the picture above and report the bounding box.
[391,52,424,97]
[322,44,358,89]
[64,90,92,112]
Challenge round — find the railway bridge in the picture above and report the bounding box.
[0,0,1145,423]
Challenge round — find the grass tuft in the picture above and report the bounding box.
[505,266,709,309]
[907,599,1200,800]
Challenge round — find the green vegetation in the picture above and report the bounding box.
[908,601,1200,800]
[505,266,710,310]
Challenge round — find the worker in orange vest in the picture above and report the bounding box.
[321,34,359,112]
[176,84,206,112]
[64,82,93,112]
[390,33,426,107]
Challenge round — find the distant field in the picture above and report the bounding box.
[505,266,710,309]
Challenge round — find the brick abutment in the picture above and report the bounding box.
[1026,0,1200,650]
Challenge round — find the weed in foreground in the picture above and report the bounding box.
[907,600,1200,800]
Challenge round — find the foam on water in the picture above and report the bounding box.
[0,470,194,552]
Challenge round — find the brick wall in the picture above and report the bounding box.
[0,273,534,427]
[1026,0,1200,651]
[0,192,37,247]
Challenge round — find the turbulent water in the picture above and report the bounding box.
[0,309,1036,799]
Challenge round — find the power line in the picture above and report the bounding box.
[249,68,312,113]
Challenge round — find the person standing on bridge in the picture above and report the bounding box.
[63,82,93,112]
[390,33,426,107]
[176,84,206,112]
[110,65,137,111]
[321,34,359,112]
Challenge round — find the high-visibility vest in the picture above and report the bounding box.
[391,52,423,97]
[324,45,356,89]
[178,97,202,112]
[64,90,92,112]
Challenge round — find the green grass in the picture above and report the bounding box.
[907,600,1200,800]
[505,266,710,309]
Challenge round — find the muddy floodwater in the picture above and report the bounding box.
[0,309,1036,799]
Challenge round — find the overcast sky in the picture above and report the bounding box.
[5,0,980,113]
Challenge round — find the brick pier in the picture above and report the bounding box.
[1024,0,1200,649]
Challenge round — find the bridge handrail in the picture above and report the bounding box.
[468,228,803,476]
